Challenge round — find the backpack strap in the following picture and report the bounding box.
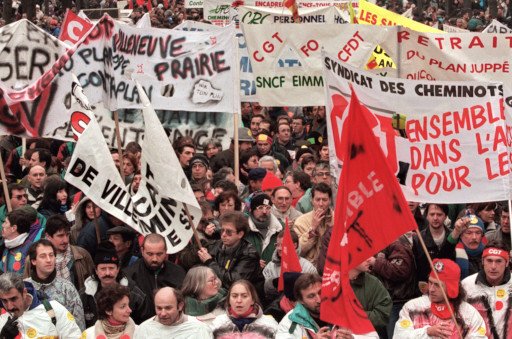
[288,321,297,334]
[41,299,57,326]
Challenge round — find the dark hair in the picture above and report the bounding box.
[485,239,510,252]
[212,168,234,186]
[474,202,498,215]
[7,209,32,234]
[142,233,166,250]
[451,283,470,337]
[240,148,259,167]
[125,141,142,154]
[272,186,292,197]
[424,203,449,217]
[96,284,131,320]
[219,211,248,235]
[28,239,56,263]
[7,183,25,196]
[214,191,241,212]
[45,214,71,237]
[300,154,317,168]
[39,177,69,213]
[292,171,312,191]
[212,180,238,195]
[294,273,322,302]
[173,136,195,155]
[311,182,332,200]
[32,148,52,170]
[191,184,204,194]
[225,280,261,310]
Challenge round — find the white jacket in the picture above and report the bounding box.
[0,299,82,338]
[394,295,487,338]
[462,271,512,338]
[134,315,212,339]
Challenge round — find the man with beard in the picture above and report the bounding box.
[134,287,212,338]
[80,241,153,327]
[245,193,283,268]
[454,214,487,279]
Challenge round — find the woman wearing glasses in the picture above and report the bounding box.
[182,266,227,325]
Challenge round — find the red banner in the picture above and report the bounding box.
[59,9,93,46]
[278,219,302,291]
[320,87,416,333]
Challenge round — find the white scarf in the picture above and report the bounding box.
[5,233,29,249]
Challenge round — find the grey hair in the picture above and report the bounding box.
[181,266,220,299]
[259,155,278,172]
[0,272,25,294]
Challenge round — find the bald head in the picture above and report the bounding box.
[154,287,184,326]
[28,165,46,189]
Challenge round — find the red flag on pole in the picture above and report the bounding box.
[278,219,302,291]
[320,87,417,334]
[59,9,93,46]
[282,0,299,21]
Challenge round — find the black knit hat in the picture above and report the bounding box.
[94,241,119,266]
[283,272,303,301]
[250,193,272,211]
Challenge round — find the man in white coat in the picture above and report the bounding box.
[134,287,212,339]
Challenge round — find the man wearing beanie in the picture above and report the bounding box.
[246,193,283,267]
[463,240,512,339]
[79,241,152,328]
[395,258,487,337]
[255,132,290,171]
[454,214,487,279]
[189,154,209,185]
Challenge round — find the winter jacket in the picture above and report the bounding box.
[413,226,456,283]
[245,214,283,263]
[0,282,82,338]
[25,271,86,331]
[394,295,487,338]
[276,303,378,339]
[462,269,512,339]
[271,205,302,227]
[371,235,419,303]
[76,213,113,255]
[486,227,511,255]
[123,258,186,314]
[205,239,263,290]
[211,308,278,338]
[296,189,312,214]
[134,314,213,339]
[79,275,153,328]
[293,210,332,264]
[185,289,227,326]
[82,318,137,338]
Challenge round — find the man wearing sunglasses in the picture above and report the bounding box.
[197,211,263,293]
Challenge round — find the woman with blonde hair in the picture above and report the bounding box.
[182,266,227,325]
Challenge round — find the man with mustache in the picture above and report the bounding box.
[79,241,152,328]
[454,214,487,279]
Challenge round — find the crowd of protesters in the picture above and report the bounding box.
[0,0,511,338]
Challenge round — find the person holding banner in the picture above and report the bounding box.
[394,258,486,338]
[462,240,512,339]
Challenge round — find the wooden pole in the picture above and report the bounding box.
[415,228,463,339]
[234,114,240,183]
[93,208,102,244]
[0,154,12,212]
[113,111,126,184]
[183,204,203,249]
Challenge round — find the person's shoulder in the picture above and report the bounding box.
[256,314,279,327]
[461,272,479,288]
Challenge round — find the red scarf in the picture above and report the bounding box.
[431,302,454,320]
[228,305,255,318]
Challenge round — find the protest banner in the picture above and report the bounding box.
[0,15,239,118]
[59,9,94,46]
[483,19,512,33]
[242,23,395,106]
[186,0,204,8]
[442,24,469,33]
[51,105,234,150]
[65,78,200,254]
[238,6,348,24]
[323,52,509,203]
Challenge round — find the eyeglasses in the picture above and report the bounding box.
[220,228,237,236]
[12,194,28,200]
[255,205,271,212]
[315,172,331,178]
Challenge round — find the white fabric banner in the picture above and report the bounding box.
[483,19,512,33]
[442,24,469,33]
[65,78,199,253]
[0,15,238,117]
[323,51,509,203]
[242,23,396,106]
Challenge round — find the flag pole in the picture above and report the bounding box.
[113,111,126,184]
[234,114,240,183]
[183,204,203,249]
[0,154,12,212]
[415,228,463,339]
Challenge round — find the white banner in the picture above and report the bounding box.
[242,23,396,106]
[483,19,512,33]
[0,15,238,118]
[442,24,469,33]
[65,78,199,253]
[323,52,509,203]
[238,6,349,24]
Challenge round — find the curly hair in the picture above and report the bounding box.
[96,284,131,320]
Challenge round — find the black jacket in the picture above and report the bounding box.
[123,258,186,313]
[205,239,263,290]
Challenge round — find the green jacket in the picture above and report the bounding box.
[245,214,283,263]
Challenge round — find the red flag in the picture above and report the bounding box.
[59,9,93,45]
[283,0,299,21]
[320,87,417,333]
[278,219,302,291]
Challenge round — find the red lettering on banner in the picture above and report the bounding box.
[485,152,510,179]
[468,36,485,49]
[410,139,461,170]
[411,166,470,195]
[358,9,377,25]
[338,32,364,62]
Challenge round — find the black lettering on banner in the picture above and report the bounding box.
[68,157,98,186]
[154,51,231,81]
